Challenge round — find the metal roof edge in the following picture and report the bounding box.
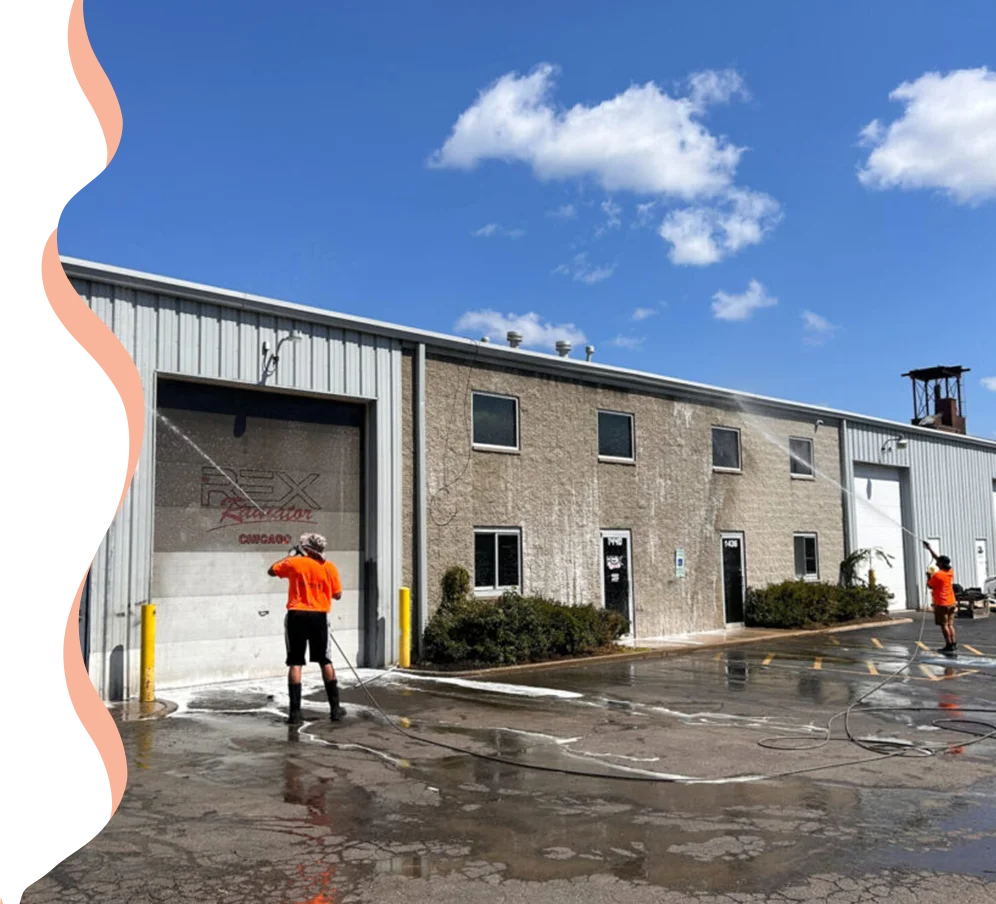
[60,256,996,454]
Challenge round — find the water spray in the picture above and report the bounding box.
[152,407,266,515]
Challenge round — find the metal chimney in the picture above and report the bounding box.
[555,340,572,358]
[506,331,523,348]
[585,345,595,362]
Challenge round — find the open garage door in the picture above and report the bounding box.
[852,464,908,611]
[152,379,365,689]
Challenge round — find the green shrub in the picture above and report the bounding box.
[421,586,629,668]
[440,565,472,610]
[745,580,891,629]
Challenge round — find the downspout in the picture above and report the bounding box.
[839,418,853,563]
[414,343,428,659]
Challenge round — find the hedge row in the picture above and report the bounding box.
[745,580,892,629]
[420,567,891,669]
[422,569,628,668]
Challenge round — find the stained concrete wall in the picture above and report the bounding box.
[418,353,845,639]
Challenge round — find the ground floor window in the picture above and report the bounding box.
[794,533,819,581]
[474,528,521,593]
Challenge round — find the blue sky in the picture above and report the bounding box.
[63,1,996,436]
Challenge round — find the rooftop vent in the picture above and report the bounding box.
[585,345,595,362]
[506,331,523,348]
[555,340,572,358]
[480,336,490,343]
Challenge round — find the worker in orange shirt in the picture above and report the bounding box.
[268,532,346,724]
[924,542,957,654]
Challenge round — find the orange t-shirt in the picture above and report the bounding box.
[272,556,342,613]
[928,569,956,608]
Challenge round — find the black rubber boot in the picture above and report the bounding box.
[287,681,303,725]
[325,679,346,722]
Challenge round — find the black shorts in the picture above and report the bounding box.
[284,610,332,667]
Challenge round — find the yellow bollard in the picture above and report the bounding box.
[399,587,411,669]
[140,603,156,704]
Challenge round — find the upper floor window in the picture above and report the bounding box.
[789,437,814,478]
[472,392,519,451]
[712,426,742,472]
[598,410,635,461]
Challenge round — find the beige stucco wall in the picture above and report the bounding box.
[414,352,845,639]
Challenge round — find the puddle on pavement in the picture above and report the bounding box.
[374,854,431,877]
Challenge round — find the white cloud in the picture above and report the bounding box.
[553,252,615,285]
[547,203,577,219]
[632,306,658,321]
[982,377,996,392]
[858,68,996,203]
[610,335,646,350]
[473,223,525,239]
[596,199,622,235]
[434,63,780,265]
[632,200,658,229]
[454,310,586,349]
[687,69,749,106]
[430,63,745,200]
[711,279,777,322]
[802,310,838,345]
[659,189,782,265]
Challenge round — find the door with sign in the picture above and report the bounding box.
[601,530,634,636]
[721,533,746,624]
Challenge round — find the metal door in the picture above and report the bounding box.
[721,533,746,624]
[976,540,989,589]
[601,530,633,634]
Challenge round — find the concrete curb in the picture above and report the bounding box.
[404,616,916,679]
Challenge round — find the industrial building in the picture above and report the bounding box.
[65,258,996,701]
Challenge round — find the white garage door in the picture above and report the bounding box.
[852,464,908,611]
[152,380,364,689]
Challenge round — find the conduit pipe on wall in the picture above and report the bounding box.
[414,343,428,658]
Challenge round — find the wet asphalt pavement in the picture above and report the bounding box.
[24,614,996,903]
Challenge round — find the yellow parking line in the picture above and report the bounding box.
[813,657,822,670]
[762,653,775,666]
[828,637,840,646]
[714,652,724,661]
[919,665,940,681]
[871,638,883,649]
[939,669,972,680]
[866,661,879,676]
[916,641,929,651]
[963,644,983,656]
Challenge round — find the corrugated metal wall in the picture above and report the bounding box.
[73,278,404,699]
[844,421,996,608]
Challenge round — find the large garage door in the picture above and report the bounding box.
[152,380,364,689]
[852,464,908,611]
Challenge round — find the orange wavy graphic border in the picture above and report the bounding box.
[0,0,143,902]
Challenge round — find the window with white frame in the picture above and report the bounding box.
[598,410,635,461]
[472,392,519,450]
[712,426,742,471]
[789,437,814,478]
[794,533,819,581]
[474,529,521,592]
